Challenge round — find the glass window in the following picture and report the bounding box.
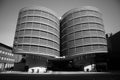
[68,40,75,48]
[90,30,97,36]
[18,30,24,35]
[39,38,46,46]
[76,46,83,53]
[40,31,47,37]
[82,23,89,30]
[23,37,31,43]
[18,37,23,43]
[83,38,90,44]
[34,10,41,15]
[33,23,40,28]
[24,29,31,35]
[69,48,75,55]
[27,10,34,14]
[32,30,39,36]
[1,57,4,60]
[17,45,23,50]
[47,26,54,33]
[47,33,53,40]
[83,46,91,52]
[27,16,33,21]
[75,31,82,39]
[30,46,38,52]
[99,38,106,43]
[41,24,47,30]
[97,31,105,37]
[75,39,83,47]
[23,45,30,51]
[46,48,53,54]
[47,40,53,47]
[0,50,2,53]
[31,37,39,44]
[82,30,90,37]
[39,47,46,53]
[92,45,99,51]
[26,22,33,28]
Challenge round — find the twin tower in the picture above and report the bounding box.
[13,6,107,68]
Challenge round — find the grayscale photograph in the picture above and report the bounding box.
[0,0,120,80]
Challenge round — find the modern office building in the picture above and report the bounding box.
[0,43,21,72]
[13,6,60,68]
[106,31,120,71]
[60,6,108,71]
[13,6,108,72]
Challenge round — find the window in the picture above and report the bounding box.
[82,30,90,37]
[73,18,80,24]
[92,45,99,51]
[97,31,105,37]
[32,30,39,36]
[90,37,98,43]
[1,57,4,60]
[17,45,23,50]
[33,16,40,21]
[31,37,39,44]
[24,29,31,35]
[75,31,82,39]
[24,37,31,43]
[0,50,2,53]
[90,30,97,36]
[53,42,59,50]
[41,24,47,30]
[83,38,90,44]
[39,47,46,53]
[27,10,34,14]
[83,46,91,52]
[18,30,24,35]
[39,31,47,37]
[74,24,81,32]
[75,39,83,47]
[68,40,75,48]
[76,46,83,53]
[99,38,106,43]
[47,33,54,40]
[47,40,54,48]
[27,16,33,21]
[23,45,30,51]
[34,10,41,15]
[39,38,46,46]
[26,22,33,28]
[69,48,75,55]
[18,37,23,43]
[30,46,38,52]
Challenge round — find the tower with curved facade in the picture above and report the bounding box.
[60,6,108,69]
[61,6,107,57]
[13,6,108,71]
[13,6,59,68]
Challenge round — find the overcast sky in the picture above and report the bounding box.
[0,0,120,46]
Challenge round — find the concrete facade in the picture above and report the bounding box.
[0,43,21,71]
[13,6,60,58]
[60,6,107,57]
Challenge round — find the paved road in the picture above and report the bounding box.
[0,71,120,80]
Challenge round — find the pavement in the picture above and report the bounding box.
[0,71,120,80]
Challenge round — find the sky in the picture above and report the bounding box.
[0,0,120,46]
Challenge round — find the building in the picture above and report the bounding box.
[60,6,108,71]
[13,6,60,69]
[0,43,21,72]
[13,6,108,72]
[106,32,120,71]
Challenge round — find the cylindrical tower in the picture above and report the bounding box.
[60,6,107,57]
[13,6,60,68]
